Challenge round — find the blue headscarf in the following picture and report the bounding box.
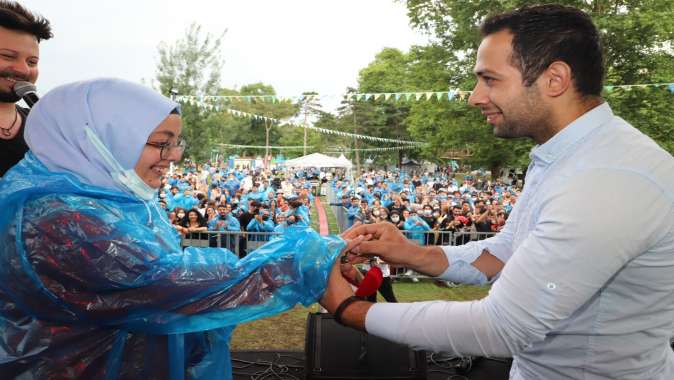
[24,78,178,196]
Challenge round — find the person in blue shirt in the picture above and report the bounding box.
[403,211,431,246]
[246,208,275,241]
[272,213,288,235]
[173,187,198,210]
[346,197,365,228]
[209,204,241,250]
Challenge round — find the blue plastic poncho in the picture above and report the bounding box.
[0,79,344,379]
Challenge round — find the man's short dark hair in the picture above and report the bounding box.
[0,1,52,42]
[481,4,604,96]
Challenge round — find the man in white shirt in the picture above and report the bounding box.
[320,4,674,380]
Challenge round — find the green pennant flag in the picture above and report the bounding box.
[435,92,445,101]
[404,93,413,101]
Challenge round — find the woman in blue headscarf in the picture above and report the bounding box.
[0,78,353,380]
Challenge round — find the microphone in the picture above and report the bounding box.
[13,81,39,108]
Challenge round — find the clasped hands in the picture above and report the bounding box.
[319,222,425,323]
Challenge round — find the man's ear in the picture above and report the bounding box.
[541,61,572,98]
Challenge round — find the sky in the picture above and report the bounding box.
[22,0,429,108]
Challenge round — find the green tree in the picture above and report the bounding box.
[354,49,419,168]
[154,23,225,161]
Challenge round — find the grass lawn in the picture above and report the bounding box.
[230,282,489,350]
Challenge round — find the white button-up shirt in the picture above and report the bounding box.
[366,103,674,379]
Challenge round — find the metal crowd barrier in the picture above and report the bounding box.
[181,231,281,257]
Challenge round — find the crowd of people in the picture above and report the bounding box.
[329,170,521,246]
[155,160,523,259]
[155,161,317,255]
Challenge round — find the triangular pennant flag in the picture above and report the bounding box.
[425,92,434,100]
[384,93,393,101]
[405,93,414,101]
[365,94,374,101]
[458,91,468,101]
[447,90,456,100]
[394,93,402,101]
[435,92,445,101]
[414,93,422,101]
[374,93,384,101]
[668,84,674,93]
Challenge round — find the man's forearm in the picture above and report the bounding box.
[340,301,373,331]
[407,245,449,277]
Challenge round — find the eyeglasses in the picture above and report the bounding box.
[146,137,186,160]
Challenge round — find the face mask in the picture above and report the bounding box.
[424,210,432,216]
[372,211,380,216]
[85,127,157,201]
[391,216,399,222]
[177,213,186,218]
[433,212,440,218]
[262,215,269,221]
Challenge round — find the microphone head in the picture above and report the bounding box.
[13,81,37,97]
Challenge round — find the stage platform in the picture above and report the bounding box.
[231,350,512,380]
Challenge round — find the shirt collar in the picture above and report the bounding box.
[529,102,613,165]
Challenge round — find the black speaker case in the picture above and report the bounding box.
[305,312,427,380]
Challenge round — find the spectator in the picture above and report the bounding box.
[179,209,208,239]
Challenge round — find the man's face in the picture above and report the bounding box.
[217,207,227,217]
[469,30,551,142]
[0,27,39,102]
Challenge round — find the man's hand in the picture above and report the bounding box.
[341,222,424,267]
[341,222,450,277]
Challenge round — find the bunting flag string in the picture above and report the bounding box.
[326,145,422,152]
[232,108,426,146]
[210,106,427,146]
[217,143,311,150]
[174,82,673,104]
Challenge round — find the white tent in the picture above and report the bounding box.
[336,154,353,169]
[283,153,352,169]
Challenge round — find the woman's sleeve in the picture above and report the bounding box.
[16,195,344,334]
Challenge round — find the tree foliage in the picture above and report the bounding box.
[155,23,226,161]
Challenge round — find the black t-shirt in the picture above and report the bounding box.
[0,106,29,177]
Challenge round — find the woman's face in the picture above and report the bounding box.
[188,211,198,222]
[134,114,183,189]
